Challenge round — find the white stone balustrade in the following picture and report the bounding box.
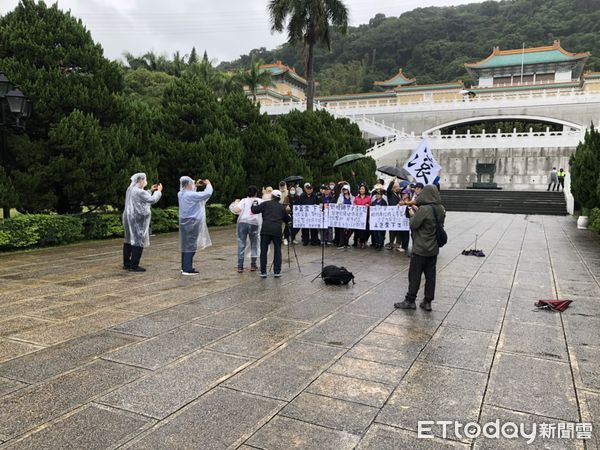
[260,89,600,116]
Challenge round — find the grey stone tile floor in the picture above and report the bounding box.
[0,212,598,449]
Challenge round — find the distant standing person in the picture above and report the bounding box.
[395,185,446,312]
[251,190,290,278]
[353,183,371,249]
[178,177,213,276]
[547,167,558,191]
[122,173,163,272]
[299,183,320,246]
[557,168,566,191]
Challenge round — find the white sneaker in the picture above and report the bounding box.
[283,239,289,246]
[181,271,199,276]
[396,247,406,252]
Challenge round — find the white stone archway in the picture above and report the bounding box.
[422,114,585,136]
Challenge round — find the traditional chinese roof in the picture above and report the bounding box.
[374,69,416,88]
[259,61,307,86]
[316,91,397,102]
[248,87,304,102]
[316,81,463,101]
[469,81,580,93]
[394,81,464,92]
[465,41,590,70]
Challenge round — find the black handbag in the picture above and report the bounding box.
[322,265,355,285]
[430,205,448,248]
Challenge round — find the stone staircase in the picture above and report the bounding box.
[440,190,567,215]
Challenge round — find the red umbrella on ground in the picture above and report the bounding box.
[534,299,572,312]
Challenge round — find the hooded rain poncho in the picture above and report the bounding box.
[178,176,213,253]
[123,173,162,247]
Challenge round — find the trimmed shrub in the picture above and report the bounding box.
[590,208,600,234]
[82,213,124,240]
[0,215,83,250]
[206,204,235,227]
[151,207,179,233]
[0,204,234,251]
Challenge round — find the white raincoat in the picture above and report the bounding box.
[123,173,162,247]
[337,185,355,204]
[178,176,212,253]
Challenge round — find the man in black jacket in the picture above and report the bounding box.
[299,183,320,246]
[251,190,290,278]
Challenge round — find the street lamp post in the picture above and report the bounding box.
[0,73,32,218]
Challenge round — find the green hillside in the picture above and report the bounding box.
[220,0,600,95]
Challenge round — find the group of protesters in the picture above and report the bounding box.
[278,178,426,251]
[121,172,445,311]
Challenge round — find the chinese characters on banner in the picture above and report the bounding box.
[328,204,368,229]
[369,206,410,231]
[292,205,407,230]
[404,139,442,185]
[291,205,325,229]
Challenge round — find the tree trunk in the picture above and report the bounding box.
[2,206,9,219]
[306,41,315,112]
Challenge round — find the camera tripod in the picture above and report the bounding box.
[268,222,301,273]
[311,202,327,282]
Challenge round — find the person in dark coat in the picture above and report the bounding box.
[251,190,290,278]
[299,183,320,246]
[386,177,403,250]
[370,189,387,249]
[395,185,446,311]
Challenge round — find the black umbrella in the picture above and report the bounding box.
[283,175,304,183]
[377,165,410,180]
[333,153,366,167]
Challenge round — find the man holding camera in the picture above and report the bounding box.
[251,190,290,278]
[122,173,163,272]
[395,185,445,312]
[178,177,213,276]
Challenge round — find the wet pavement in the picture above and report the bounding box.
[0,212,598,449]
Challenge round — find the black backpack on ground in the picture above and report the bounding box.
[430,205,448,248]
[322,265,355,285]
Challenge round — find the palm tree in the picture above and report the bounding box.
[170,51,187,77]
[268,0,349,111]
[220,71,244,95]
[242,58,274,103]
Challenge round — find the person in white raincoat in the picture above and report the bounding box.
[178,176,213,275]
[123,173,163,272]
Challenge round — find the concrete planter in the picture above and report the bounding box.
[577,215,589,229]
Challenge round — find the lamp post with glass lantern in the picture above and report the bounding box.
[0,73,32,218]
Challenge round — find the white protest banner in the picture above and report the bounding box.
[328,204,367,230]
[369,206,410,231]
[292,205,327,229]
[403,139,441,185]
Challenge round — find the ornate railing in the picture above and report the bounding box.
[260,88,600,116]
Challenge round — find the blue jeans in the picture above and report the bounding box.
[181,252,195,272]
[237,222,259,268]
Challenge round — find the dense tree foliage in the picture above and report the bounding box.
[0,0,372,216]
[268,0,349,110]
[570,125,600,212]
[223,0,600,95]
[0,0,123,214]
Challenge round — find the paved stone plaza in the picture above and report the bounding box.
[0,212,598,449]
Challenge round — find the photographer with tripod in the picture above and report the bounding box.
[251,190,290,278]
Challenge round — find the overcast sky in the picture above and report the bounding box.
[1,0,488,63]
